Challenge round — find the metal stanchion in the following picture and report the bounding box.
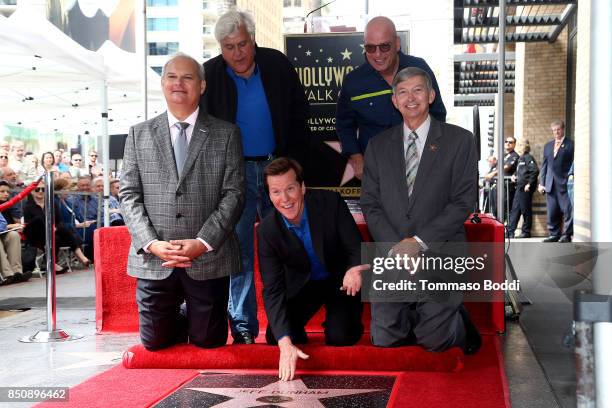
[20,172,83,343]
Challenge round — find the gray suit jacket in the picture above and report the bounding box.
[361,118,477,245]
[119,110,245,281]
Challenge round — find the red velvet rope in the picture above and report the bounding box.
[0,175,43,212]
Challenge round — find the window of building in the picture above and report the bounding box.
[147,18,179,31]
[0,0,18,5]
[203,25,213,35]
[202,0,209,9]
[283,0,291,7]
[148,42,179,56]
[294,0,301,6]
[203,50,212,59]
[152,66,163,75]
[147,0,177,6]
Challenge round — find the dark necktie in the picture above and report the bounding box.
[174,122,189,174]
[405,130,419,196]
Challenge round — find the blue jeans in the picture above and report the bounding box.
[229,160,273,337]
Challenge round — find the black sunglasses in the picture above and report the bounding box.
[0,156,7,159]
[364,42,392,54]
[35,187,45,192]
[505,140,515,144]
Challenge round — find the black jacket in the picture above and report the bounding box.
[257,189,362,338]
[515,153,539,190]
[201,46,310,164]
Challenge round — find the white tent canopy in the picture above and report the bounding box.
[0,9,165,136]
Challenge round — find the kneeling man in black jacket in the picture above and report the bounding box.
[257,157,368,381]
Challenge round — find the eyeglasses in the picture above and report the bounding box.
[90,154,98,158]
[73,159,82,161]
[0,156,7,159]
[364,42,392,54]
[505,140,515,144]
[35,188,45,192]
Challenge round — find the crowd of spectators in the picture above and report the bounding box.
[0,140,122,285]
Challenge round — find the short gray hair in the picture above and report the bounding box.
[215,10,256,43]
[392,67,433,94]
[550,119,565,129]
[162,52,205,81]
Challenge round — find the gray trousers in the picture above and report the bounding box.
[370,293,466,352]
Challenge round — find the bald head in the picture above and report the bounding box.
[365,16,397,39]
[363,16,400,77]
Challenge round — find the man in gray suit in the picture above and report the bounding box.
[120,53,244,350]
[361,67,481,354]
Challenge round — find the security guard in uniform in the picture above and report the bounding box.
[507,139,539,238]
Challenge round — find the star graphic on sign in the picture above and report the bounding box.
[56,352,123,371]
[319,48,323,52]
[340,48,352,60]
[298,44,302,48]
[305,50,312,56]
[188,378,382,408]
[327,57,333,63]
[315,59,319,63]
[325,141,355,185]
[294,57,298,61]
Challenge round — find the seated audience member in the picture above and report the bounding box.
[59,171,73,182]
[109,179,120,199]
[23,183,90,270]
[258,158,367,381]
[0,212,26,284]
[39,151,59,175]
[57,152,72,173]
[22,152,39,184]
[69,154,89,178]
[9,141,26,179]
[0,167,24,218]
[92,177,124,225]
[54,178,95,236]
[0,151,9,169]
[53,150,63,167]
[66,175,99,259]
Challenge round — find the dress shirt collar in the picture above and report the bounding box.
[281,204,308,231]
[403,114,431,159]
[167,107,199,144]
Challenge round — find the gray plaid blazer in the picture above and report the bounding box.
[119,110,245,281]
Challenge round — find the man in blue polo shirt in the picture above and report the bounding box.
[201,10,310,345]
[336,16,446,180]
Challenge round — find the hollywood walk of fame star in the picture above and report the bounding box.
[340,48,352,60]
[324,141,355,185]
[188,378,382,408]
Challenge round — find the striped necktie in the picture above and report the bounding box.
[174,122,189,174]
[405,130,419,196]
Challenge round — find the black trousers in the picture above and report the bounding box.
[265,279,363,346]
[507,188,534,235]
[136,269,229,350]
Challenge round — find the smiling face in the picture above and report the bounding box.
[267,169,306,226]
[392,74,435,130]
[220,25,256,79]
[161,57,205,117]
[364,18,400,77]
[42,152,55,168]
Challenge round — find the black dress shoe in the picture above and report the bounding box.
[459,307,482,355]
[517,233,531,238]
[233,331,255,344]
[558,235,572,243]
[543,236,560,242]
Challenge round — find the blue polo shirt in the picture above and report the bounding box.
[226,65,276,156]
[282,206,329,281]
[336,51,447,156]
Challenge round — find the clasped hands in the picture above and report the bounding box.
[149,239,207,268]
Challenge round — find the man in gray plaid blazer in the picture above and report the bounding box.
[120,53,245,350]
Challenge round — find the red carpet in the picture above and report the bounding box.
[123,333,464,372]
[37,336,508,408]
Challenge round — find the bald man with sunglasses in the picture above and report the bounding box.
[336,16,446,180]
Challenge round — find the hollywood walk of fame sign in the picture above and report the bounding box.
[155,373,395,408]
[284,33,409,197]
